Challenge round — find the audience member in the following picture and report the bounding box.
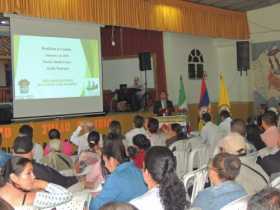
[0,133,11,168]
[145,118,166,146]
[257,104,268,128]
[41,130,73,171]
[260,111,279,150]
[89,138,147,210]
[130,146,188,210]
[61,139,73,156]
[200,113,224,156]
[108,120,123,137]
[127,134,151,169]
[231,119,256,153]
[247,187,280,210]
[76,131,104,190]
[101,202,138,210]
[0,198,14,210]
[164,123,187,147]
[44,128,61,156]
[18,125,43,163]
[218,109,232,135]
[125,115,146,147]
[218,133,269,195]
[0,156,72,209]
[246,124,266,151]
[153,91,174,116]
[70,121,95,154]
[192,153,247,210]
[12,136,78,188]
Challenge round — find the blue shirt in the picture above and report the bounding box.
[192,181,247,210]
[0,150,11,167]
[89,161,147,210]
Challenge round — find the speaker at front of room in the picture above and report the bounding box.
[138,52,152,71]
[0,104,12,124]
[236,41,250,71]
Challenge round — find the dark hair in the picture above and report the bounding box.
[144,146,188,210]
[211,153,241,181]
[262,111,277,126]
[147,118,159,134]
[0,199,14,210]
[102,138,128,164]
[128,134,151,159]
[231,119,246,137]
[220,110,230,119]
[87,131,100,149]
[202,112,211,123]
[108,121,122,136]
[246,124,266,150]
[133,115,144,128]
[48,128,60,140]
[100,202,138,210]
[0,156,32,186]
[19,125,33,138]
[170,123,185,139]
[247,187,280,210]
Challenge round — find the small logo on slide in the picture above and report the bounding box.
[18,79,30,94]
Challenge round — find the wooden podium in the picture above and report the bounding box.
[155,114,188,126]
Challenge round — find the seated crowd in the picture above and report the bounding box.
[0,108,279,210]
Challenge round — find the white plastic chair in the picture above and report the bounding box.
[169,139,192,178]
[187,145,209,172]
[271,175,280,189]
[183,166,208,203]
[221,195,251,210]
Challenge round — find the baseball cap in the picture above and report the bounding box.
[13,136,33,154]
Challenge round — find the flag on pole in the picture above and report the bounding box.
[198,78,210,131]
[177,75,187,110]
[218,74,231,110]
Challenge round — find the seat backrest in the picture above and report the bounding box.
[188,145,209,172]
[271,175,280,189]
[183,166,208,203]
[221,195,250,210]
[169,139,192,178]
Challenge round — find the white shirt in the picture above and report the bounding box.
[33,142,43,163]
[125,127,147,147]
[146,131,166,146]
[130,187,164,210]
[201,121,224,156]
[70,126,89,154]
[219,117,232,136]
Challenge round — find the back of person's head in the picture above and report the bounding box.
[220,110,230,120]
[220,132,247,156]
[100,202,138,210]
[0,156,32,187]
[247,187,280,210]
[133,115,144,128]
[231,119,246,137]
[13,136,33,155]
[133,134,151,150]
[144,146,188,210]
[48,128,60,140]
[202,112,212,123]
[87,131,100,149]
[102,138,127,164]
[211,152,241,181]
[246,124,266,150]
[262,111,277,126]
[108,120,122,136]
[18,124,33,138]
[0,198,14,210]
[147,118,159,134]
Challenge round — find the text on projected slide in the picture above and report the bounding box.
[13,35,101,100]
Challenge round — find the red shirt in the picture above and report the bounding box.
[133,149,145,169]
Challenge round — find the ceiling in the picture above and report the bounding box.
[185,0,280,11]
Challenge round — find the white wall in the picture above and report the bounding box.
[102,57,155,91]
[163,32,253,105]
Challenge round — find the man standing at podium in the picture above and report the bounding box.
[153,91,174,116]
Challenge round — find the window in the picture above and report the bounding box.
[188,49,204,79]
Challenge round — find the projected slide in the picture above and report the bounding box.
[13,35,101,100]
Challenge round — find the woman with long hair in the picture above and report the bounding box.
[0,156,72,209]
[89,138,147,210]
[130,146,188,210]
